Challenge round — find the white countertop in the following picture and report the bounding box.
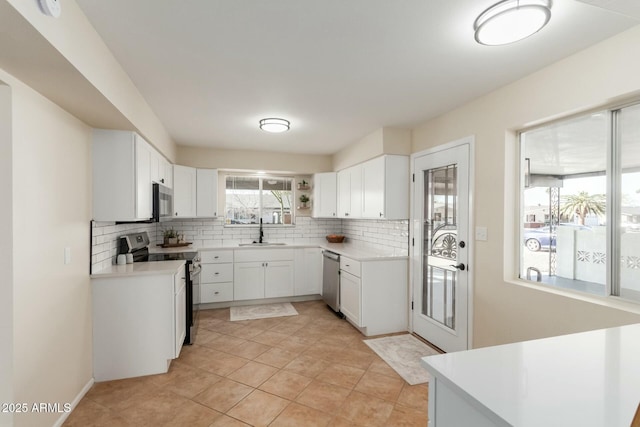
[91,260,185,278]
[421,323,640,427]
[149,239,408,262]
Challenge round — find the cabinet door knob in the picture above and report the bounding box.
[379,212,383,217]
[160,178,164,183]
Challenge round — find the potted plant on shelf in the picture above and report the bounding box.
[299,194,310,208]
[297,179,309,190]
[163,228,178,245]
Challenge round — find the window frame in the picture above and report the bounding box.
[223,174,296,227]
[517,101,640,303]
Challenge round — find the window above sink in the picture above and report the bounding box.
[225,175,294,226]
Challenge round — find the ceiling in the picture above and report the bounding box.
[74,0,639,155]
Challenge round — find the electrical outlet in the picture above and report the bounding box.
[475,227,488,241]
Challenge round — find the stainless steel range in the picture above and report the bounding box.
[119,232,201,345]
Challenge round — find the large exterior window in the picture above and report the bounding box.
[519,104,640,301]
[225,176,293,225]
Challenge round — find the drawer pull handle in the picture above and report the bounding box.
[214,256,219,259]
[214,291,219,295]
[345,264,350,267]
[214,272,220,275]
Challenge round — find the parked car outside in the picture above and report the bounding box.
[523,224,592,251]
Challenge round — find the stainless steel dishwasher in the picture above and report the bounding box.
[322,250,341,313]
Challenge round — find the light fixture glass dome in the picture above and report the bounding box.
[474,0,552,46]
[259,118,290,133]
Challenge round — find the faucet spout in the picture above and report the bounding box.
[259,218,264,243]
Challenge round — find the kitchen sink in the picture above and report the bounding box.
[238,242,287,246]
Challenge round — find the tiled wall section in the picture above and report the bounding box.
[157,216,342,247]
[91,217,410,272]
[91,221,158,273]
[342,219,409,255]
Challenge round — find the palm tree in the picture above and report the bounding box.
[560,191,606,225]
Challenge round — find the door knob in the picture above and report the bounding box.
[450,263,466,271]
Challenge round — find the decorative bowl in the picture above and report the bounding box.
[326,234,345,243]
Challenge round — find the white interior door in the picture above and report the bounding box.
[412,140,471,352]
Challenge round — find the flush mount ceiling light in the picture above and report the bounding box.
[474,0,552,46]
[259,118,290,133]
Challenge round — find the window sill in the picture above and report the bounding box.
[506,277,640,316]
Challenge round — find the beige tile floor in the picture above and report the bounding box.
[64,300,429,426]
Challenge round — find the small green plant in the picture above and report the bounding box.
[299,194,310,204]
[301,179,308,186]
[163,228,177,238]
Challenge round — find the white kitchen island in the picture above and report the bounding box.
[421,323,640,427]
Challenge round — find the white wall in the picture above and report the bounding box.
[332,127,411,171]
[177,146,332,174]
[3,68,93,427]
[412,25,640,348]
[0,84,14,427]
[4,0,176,162]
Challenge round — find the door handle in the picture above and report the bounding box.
[450,263,466,271]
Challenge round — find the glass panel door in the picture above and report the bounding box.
[412,141,469,352]
[423,165,458,330]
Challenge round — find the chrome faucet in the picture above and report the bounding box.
[259,218,264,243]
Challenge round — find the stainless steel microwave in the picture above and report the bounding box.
[152,183,173,222]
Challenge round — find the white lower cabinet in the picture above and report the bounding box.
[265,261,295,298]
[200,250,234,303]
[339,270,362,325]
[234,249,294,301]
[174,271,186,358]
[294,248,323,295]
[234,261,266,300]
[339,256,408,336]
[91,263,186,381]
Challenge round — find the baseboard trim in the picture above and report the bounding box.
[52,377,94,427]
[199,294,322,310]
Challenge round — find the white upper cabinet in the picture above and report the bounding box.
[196,169,218,217]
[135,137,152,219]
[174,166,218,218]
[361,156,385,218]
[337,164,362,218]
[150,151,173,189]
[161,158,173,189]
[361,155,409,219]
[149,149,160,185]
[93,130,155,221]
[173,165,197,218]
[312,172,337,218]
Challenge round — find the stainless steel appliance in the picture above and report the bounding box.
[322,250,341,313]
[152,183,173,222]
[119,231,199,344]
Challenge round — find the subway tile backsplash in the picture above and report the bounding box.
[342,219,409,254]
[156,217,342,247]
[91,217,409,272]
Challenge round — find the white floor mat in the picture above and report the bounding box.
[364,334,440,385]
[230,302,299,321]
